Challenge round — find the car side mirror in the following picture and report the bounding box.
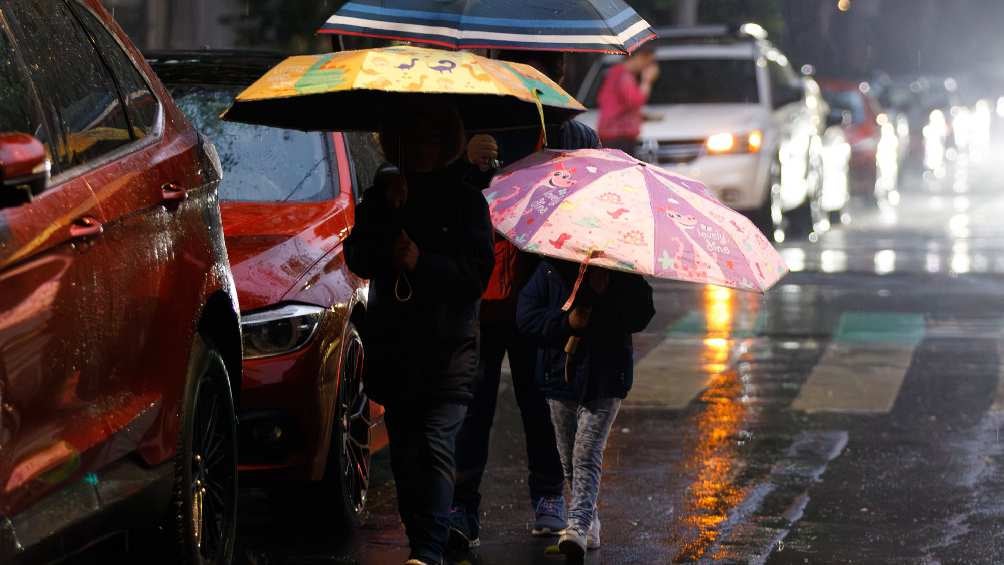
[0,133,50,209]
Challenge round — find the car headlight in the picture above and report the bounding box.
[706,130,763,155]
[241,304,326,360]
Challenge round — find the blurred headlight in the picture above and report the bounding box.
[706,130,763,155]
[242,304,325,359]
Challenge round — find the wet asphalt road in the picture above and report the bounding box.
[231,155,1004,565]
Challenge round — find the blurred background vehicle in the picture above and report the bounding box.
[0,2,241,563]
[819,78,900,203]
[147,50,388,527]
[576,24,826,243]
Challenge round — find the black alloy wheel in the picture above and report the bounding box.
[327,325,371,527]
[171,337,238,565]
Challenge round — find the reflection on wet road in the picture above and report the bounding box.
[205,157,1004,563]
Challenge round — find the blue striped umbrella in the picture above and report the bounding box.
[319,1,655,55]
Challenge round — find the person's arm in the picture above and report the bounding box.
[618,68,651,109]
[410,188,495,301]
[344,186,399,280]
[516,265,575,345]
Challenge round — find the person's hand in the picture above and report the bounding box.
[393,230,419,272]
[466,134,499,172]
[641,62,660,85]
[569,305,593,331]
[385,173,408,210]
[588,269,610,295]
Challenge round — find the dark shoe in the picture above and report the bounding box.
[558,530,586,564]
[532,495,568,536]
[448,506,481,549]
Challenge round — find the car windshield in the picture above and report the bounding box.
[823,90,866,124]
[169,84,334,202]
[650,58,760,105]
[584,57,759,107]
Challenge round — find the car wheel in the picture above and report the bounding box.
[170,335,238,565]
[325,324,371,527]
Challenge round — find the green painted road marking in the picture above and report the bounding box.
[793,312,925,414]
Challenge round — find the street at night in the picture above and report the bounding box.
[8,2,1004,565]
[215,160,1004,564]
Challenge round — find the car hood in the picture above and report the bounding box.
[577,104,768,141]
[221,201,349,312]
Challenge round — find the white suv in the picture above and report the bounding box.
[577,25,827,241]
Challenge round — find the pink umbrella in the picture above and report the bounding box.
[486,148,787,293]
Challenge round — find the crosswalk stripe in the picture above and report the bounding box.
[792,313,925,414]
[991,342,1004,413]
[628,338,731,409]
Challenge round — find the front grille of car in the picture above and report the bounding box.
[639,139,705,165]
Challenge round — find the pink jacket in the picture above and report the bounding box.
[597,63,648,142]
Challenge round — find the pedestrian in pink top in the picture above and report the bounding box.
[597,46,659,156]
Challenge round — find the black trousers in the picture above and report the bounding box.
[453,320,565,513]
[386,400,467,564]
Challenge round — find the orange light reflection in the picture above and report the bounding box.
[675,286,753,561]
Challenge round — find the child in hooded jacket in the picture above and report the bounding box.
[516,259,655,561]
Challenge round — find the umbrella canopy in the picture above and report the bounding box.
[222,45,585,132]
[319,0,655,55]
[486,149,788,292]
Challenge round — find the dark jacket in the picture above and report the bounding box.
[516,261,655,402]
[471,120,601,324]
[344,164,495,406]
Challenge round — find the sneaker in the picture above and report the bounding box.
[531,495,568,536]
[587,514,601,550]
[448,506,481,549]
[557,529,587,563]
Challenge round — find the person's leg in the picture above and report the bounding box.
[546,399,578,490]
[510,326,565,504]
[453,322,507,514]
[565,398,622,536]
[406,401,468,564]
[385,406,422,545]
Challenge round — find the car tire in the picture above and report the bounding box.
[324,323,371,528]
[169,335,239,565]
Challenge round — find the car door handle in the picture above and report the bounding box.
[69,216,104,239]
[161,183,188,203]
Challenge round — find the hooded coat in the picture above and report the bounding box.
[345,163,494,406]
[516,260,655,402]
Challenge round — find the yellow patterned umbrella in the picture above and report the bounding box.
[222,45,585,133]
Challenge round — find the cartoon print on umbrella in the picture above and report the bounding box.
[649,173,754,287]
[508,163,583,244]
[295,54,348,94]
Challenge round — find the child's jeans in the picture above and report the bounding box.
[547,397,622,535]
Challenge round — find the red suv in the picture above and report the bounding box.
[148,51,387,526]
[0,2,241,563]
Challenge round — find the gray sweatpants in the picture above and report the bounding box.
[547,397,622,535]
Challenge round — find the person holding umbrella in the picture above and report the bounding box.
[343,99,494,565]
[517,260,655,560]
[482,147,789,560]
[449,49,600,550]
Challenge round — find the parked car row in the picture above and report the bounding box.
[1,3,385,563]
[576,24,912,243]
